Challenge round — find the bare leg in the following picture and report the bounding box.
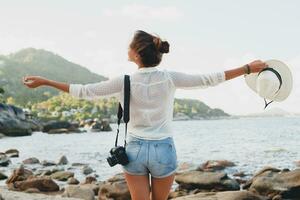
[150,173,175,200]
[124,172,151,200]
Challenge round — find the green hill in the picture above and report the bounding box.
[0,48,107,106]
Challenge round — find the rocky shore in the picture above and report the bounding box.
[1,149,300,200]
[0,103,112,137]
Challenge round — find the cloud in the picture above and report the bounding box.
[102,4,183,21]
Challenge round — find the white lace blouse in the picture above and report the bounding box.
[69,66,226,140]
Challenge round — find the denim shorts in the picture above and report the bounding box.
[122,135,178,178]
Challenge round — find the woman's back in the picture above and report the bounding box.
[69,66,225,139]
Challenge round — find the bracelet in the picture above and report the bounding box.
[244,64,251,74]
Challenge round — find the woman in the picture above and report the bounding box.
[23,30,267,200]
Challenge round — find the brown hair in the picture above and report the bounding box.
[129,30,169,67]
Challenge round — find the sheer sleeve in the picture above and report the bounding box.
[69,75,123,100]
[166,70,226,89]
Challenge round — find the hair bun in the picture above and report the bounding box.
[159,41,170,54]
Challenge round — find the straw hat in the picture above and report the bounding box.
[244,59,293,108]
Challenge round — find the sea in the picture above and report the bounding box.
[1,116,300,186]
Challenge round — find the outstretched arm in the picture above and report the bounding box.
[168,60,267,89]
[22,75,123,100]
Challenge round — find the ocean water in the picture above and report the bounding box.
[0,116,300,186]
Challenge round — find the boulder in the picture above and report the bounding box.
[197,160,235,172]
[6,165,34,184]
[82,165,94,175]
[5,149,19,158]
[175,170,240,192]
[50,171,74,181]
[48,128,69,134]
[42,120,81,134]
[98,180,130,200]
[90,122,101,132]
[0,103,33,136]
[0,171,8,180]
[0,186,80,200]
[0,132,5,139]
[173,191,267,200]
[42,120,72,132]
[67,177,80,185]
[62,185,95,200]
[246,168,300,199]
[7,177,59,192]
[57,155,68,165]
[41,160,57,166]
[84,176,97,184]
[101,119,112,131]
[22,157,40,164]
[0,153,10,167]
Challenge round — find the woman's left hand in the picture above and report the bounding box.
[248,60,268,73]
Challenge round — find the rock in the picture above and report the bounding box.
[0,171,8,180]
[48,128,69,134]
[24,188,41,193]
[81,183,102,196]
[7,177,59,192]
[0,153,10,167]
[168,190,189,199]
[42,120,81,134]
[233,172,246,177]
[197,160,235,171]
[101,119,112,131]
[177,162,194,173]
[175,170,240,192]
[0,132,5,138]
[98,179,130,200]
[22,157,40,164]
[6,165,34,184]
[272,195,282,200]
[90,122,101,132]
[62,185,95,200]
[50,171,74,181]
[84,176,97,184]
[57,155,68,165]
[41,160,57,166]
[82,165,94,175]
[0,185,80,200]
[42,120,72,132]
[67,177,80,185]
[72,162,88,167]
[107,173,125,182]
[248,168,300,199]
[0,103,33,137]
[173,191,267,200]
[4,149,19,158]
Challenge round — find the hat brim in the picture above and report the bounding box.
[244,59,293,102]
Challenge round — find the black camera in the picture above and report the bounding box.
[107,146,129,167]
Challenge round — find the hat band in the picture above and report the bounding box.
[258,67,283,109]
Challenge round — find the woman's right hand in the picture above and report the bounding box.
[22,76,48,89]
[248,60,268,73]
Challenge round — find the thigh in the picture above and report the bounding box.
[151,173,175,200]
[124,172,151,200]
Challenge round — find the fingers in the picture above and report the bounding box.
[23,76,36,82]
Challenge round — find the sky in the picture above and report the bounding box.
[0,0,299,115]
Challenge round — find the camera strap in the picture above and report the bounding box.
[115,75,130,148]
